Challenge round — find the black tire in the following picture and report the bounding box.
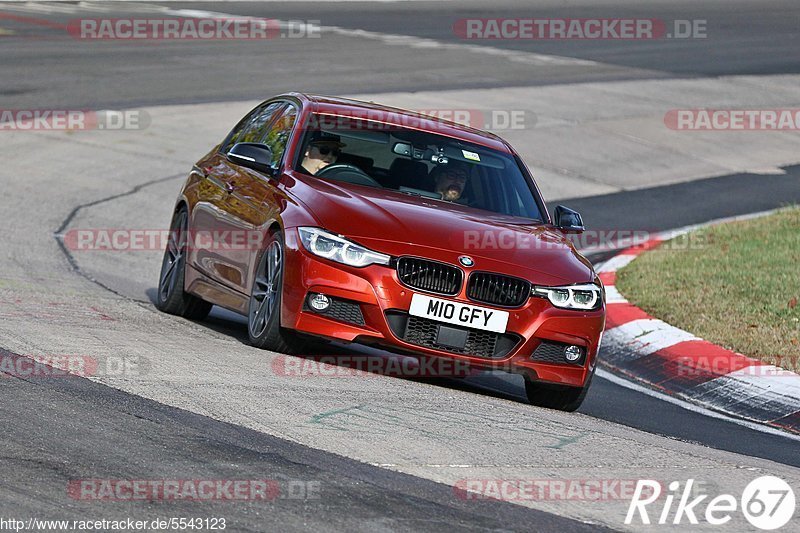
[524,366,594,412]
[155,207,212,320]
[247,231,306,354]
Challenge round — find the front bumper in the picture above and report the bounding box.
[281,229,605,387]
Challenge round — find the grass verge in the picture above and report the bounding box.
[616,207,800,367]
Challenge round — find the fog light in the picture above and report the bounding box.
[564,345,583,362]
[309,293,331,312]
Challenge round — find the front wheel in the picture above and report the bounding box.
[524,367,594,412]
[155,207,212,320]
[247,231,306,354]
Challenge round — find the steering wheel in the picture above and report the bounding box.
[316,164,382,188]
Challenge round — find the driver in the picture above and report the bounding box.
[431,162,469,202]
[300,132,345,175]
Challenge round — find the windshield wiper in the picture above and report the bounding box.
[505,219,543,225]
[397,187,443,200]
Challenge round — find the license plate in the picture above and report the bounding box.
[408,294,509,333]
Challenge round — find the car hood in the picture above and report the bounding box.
[287,175,594,286]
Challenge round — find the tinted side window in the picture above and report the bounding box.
[221,102,285,153]
[239,102,287,145]
[262,105,298,167]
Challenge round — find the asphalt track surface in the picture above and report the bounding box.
[2,348,607,532]
[2,1,800,531]
[0,0,798,109]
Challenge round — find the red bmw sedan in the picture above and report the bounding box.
[157,93,605,411]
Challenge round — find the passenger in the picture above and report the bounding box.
[431,163,469,202]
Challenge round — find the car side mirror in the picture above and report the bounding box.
[554,205,585,234]
[227,142,277,176]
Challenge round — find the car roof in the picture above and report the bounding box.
[279,92,513,153]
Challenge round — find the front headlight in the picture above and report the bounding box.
[298,227,391,268]
[532,283,603,310]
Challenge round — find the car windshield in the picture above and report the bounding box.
[294,114,544,221]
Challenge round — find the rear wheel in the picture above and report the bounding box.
[524,367,594,412]
[247,231,306,354]
[156,207,212,320]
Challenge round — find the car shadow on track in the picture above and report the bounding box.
[146,287,533,406]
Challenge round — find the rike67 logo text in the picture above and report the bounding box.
[626,477,795,530]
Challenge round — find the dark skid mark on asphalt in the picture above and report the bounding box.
[53,172,185,299]
[0,347,606,532]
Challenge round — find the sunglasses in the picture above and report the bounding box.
[313,144,341,157]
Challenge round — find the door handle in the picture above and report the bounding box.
[225,182,236,194]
